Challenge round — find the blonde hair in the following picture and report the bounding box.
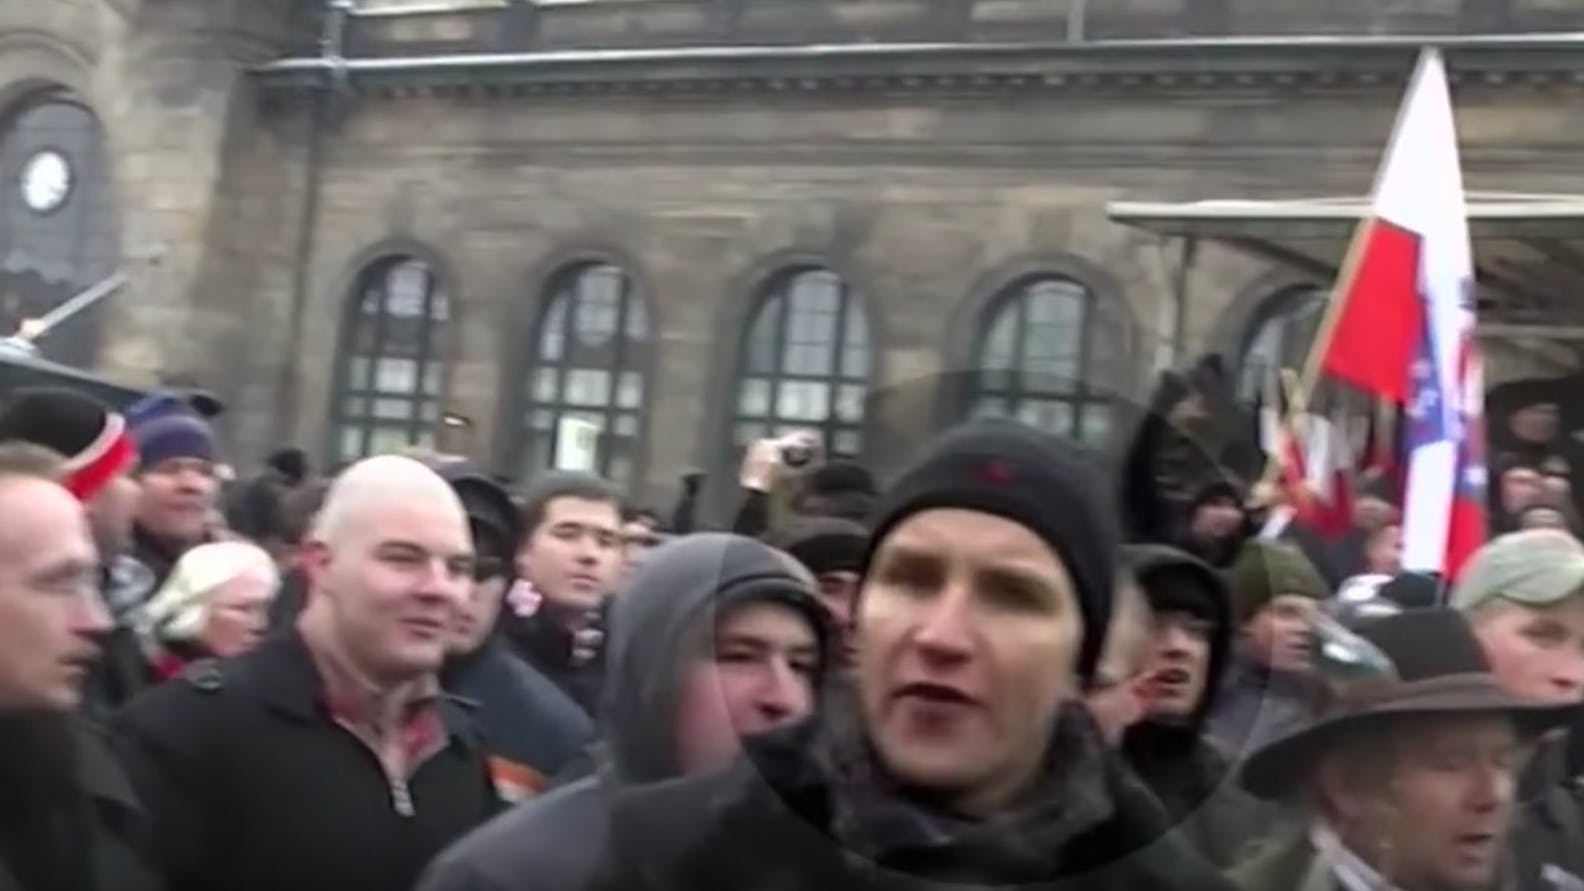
[138,541,279,644]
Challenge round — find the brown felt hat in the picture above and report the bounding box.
[1240,609,1578,800]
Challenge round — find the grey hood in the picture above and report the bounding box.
[600,532,833,784]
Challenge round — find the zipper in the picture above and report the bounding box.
[390,776,415,817]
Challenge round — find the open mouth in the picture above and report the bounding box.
[1154,667,1191,686]
[893,681,977,707]
[402,617,447,637]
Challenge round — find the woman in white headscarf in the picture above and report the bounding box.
[136,540,279,681]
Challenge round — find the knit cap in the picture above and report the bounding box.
[1229,540,1330,626]
[863,418,1119,681]
[127,392,216,470]
[0,387,138,500]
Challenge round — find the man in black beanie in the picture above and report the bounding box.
[535,419,1236,891]
[769,515,867,664]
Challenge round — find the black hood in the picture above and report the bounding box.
[1120,544,1234,734]
[600,533,834,784]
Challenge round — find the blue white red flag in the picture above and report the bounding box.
[1313,49,1486,579]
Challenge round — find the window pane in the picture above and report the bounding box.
[833,429,861,458]
[618,371,643,409]
[368,426,410,456]
[422,361,444,397]
[1017,399,1074,435]
[540,298,567,362]
[566,369,611,407]
[374,398,413,420]
[385,262,429,317]
[338,427,366,462]
[777,380,830,422]
[374,358,417,394]
[738,378,770,417]
[530,409,555,431]
[534,368,560,403]
[836,384,865,422]
[575,266,622,347]
[613,414,639,437]
[1080,404,1113,445]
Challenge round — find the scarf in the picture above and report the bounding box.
[815,699,1117,886]
[1312,823,1404,891]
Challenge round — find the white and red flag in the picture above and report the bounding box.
[1308,49,1486,579]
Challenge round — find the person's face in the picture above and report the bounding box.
[1472,599,1584,705]
[0,478,107,710]
[1500,467,1545,515]
[620,520,662,583]
[305,498,474,683]
[1365,525,1405,576]
[516,497,622,615]
[672,601,820,775]
[1244,594,1319,674]
[1190,498,1243,541]
[815,570,860,661]
[1511,403,1560,444]
[1330,717,1519,891]
[1544,475,1573,502]
[1353,495,1396,533]
[137,457,219,544]
[86,471,141,559]
[450,572,508,656]
[1147,610,1213,721]
[858,508,1083,816]
[199,568,276,658]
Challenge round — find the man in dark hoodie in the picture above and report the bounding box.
[416,532,835,891]
[1123,544,1273,867]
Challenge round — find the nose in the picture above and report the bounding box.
[1158,625,1193,658]
[71,589,113,638]
[1467,761,1513,814]
[751,658,811,726]
[1550,654,1584,702]
[912,584,974,667]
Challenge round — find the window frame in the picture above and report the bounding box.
[730,265,872,461]
[329,255,452,464]
[511,260,651,489]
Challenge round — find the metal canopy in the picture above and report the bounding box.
[1107,192,1584,336]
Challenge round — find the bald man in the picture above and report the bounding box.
[113,456,500,891]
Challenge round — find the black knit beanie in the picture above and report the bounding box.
[862,419,1119,681]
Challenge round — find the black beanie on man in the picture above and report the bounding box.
[862,418,1119,682]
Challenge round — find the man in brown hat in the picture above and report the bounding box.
[1231,609,1576,891]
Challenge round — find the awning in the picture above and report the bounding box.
[1107,191,1584,337]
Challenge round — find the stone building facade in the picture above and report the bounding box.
[5,0,1584,508]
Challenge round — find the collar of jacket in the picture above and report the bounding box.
[73,719,143,818]
[248,629,476,748]
[798,698,1118,884]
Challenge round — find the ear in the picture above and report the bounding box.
[300,540,333,588]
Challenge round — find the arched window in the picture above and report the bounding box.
[332,256,451,463]
[514,262,650,488]
[969,276,1127,445]
[0,90,119,367]
[1236,286,1327,403]
[733,267,870,460]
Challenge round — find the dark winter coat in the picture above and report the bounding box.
[1122,545,1281,868]
[441,638,593,802]
[0,715,164,891]
[502,607,607,716]
[417,534,831,891]
[111,631,499,891]
[1510,734,1584,891]
[579,705,1237,891]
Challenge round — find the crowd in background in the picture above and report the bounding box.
[3,354,1584,891]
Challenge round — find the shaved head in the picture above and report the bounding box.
[298,456,475,685]
[312,455,467,548]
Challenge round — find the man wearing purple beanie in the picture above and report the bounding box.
[126,393,221,591]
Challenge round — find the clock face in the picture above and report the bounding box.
[20,149,72,214]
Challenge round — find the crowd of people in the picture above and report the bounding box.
[3,362,1584,891]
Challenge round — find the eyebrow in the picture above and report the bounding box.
[31,558,96,587]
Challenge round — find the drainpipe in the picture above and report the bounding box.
[274,0,352,453]
[1067,0,1087,41]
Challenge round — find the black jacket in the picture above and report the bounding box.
[581,708,1237,891]
[0,715,164,891]
[1121,546,1277,866]
[502,608,607,716]
[112,632,499,891]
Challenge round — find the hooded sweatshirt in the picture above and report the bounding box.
[415,534,831,891]
[1121,545,1274,867]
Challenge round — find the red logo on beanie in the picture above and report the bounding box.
[981,459,1015,486]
